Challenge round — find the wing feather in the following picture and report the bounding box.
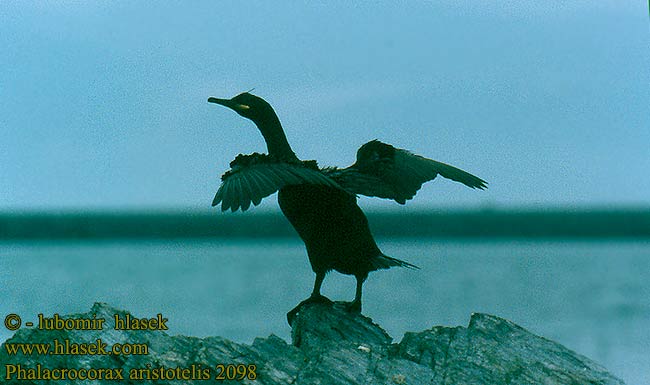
[244,169,267,206]
[218,177,233,210]
[228,177,242,212]
[212,183,225,207]
[237,172,254,211]
[213,155,341,212]
[425,158,487,189]
[331,140,487,204]
[251,169,279,197]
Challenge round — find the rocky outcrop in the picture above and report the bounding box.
[0,302,624,384]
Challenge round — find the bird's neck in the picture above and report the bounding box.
[255,114,298,161]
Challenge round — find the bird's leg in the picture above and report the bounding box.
[309,270,330,302]
[287,271,332,325]
[346,274,367,314]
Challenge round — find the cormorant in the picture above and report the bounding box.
[207,92,487,324]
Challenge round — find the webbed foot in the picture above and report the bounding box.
[345,299,362,314]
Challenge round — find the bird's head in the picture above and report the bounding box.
[208,92,275,124]
[208,91,296,159]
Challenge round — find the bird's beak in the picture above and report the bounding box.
[208,97,250,112]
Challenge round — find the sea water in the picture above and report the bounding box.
[1,239,649,384]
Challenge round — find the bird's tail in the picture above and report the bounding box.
[372,254,419,270]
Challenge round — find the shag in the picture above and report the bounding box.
[208,92,487,324]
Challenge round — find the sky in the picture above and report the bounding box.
[1,1,649,211]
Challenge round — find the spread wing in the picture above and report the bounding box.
[213,154,340,212]
[328,140,487,204]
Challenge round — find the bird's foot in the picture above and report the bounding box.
[286,294,333,325]
[345,300,362,314]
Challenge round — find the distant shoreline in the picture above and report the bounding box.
[1,208,648,240]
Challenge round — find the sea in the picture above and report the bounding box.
[1,239,648,384]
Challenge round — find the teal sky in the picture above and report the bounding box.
[1,1,648,211]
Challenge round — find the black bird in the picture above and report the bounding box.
[207,92,487,324]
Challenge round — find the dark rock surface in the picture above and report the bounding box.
[1,302,624,384]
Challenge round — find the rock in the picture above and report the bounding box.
[0,302,624,385]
